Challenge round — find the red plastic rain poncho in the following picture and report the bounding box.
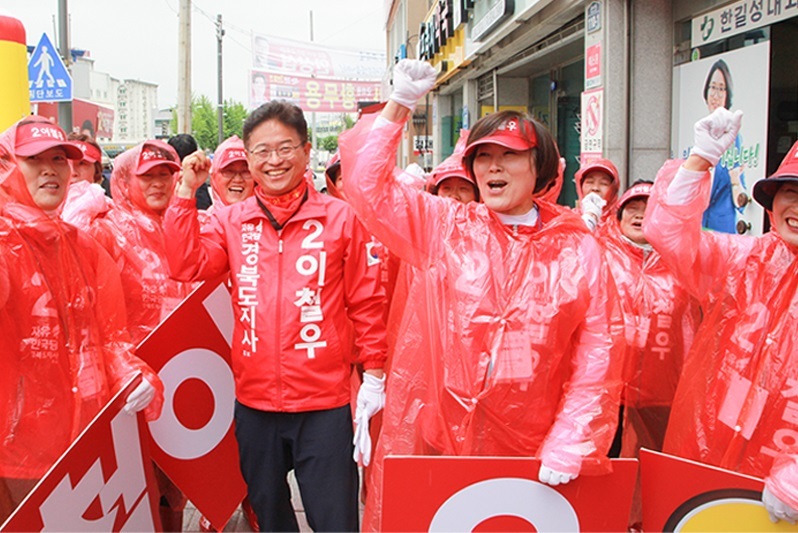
[0,119,163,483]
[645,159,798,509]
[87,142,194,344]
[575,157,620,224]
[340,115,623,531]
[600,217,701,452]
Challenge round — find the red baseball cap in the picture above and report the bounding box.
[575,158,619,186]
[212,136,248,173]
[753,140,798,211]
[15,119,83,159]
[136,141,181,175]
[70,140,102,164]
[617,181,653,213]
[463,116,537,159]
[431,131,475,190]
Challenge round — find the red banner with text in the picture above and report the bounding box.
[250,70,382,112]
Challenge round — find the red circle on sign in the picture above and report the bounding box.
[174,377,215,430]
[474,515,537,532]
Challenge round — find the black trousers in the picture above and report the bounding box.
[234,402,359,532]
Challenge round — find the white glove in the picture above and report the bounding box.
[691,108,743,167]
[124,378,156,415]
[538,464,578,487]
[580,192,606,231]
[352,373,385,466]
[763,486,798,524]
[389,59,437,110]
[353,412,373,466]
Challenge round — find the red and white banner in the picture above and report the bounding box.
[382,456,638,532]
[136,277,246,532]
[639,449,782,531]
[252,34,385,81]
[1,376,161,532]
[250,70,382,113]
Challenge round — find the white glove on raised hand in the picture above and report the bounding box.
[124,378,156,415]
[580,191,606,231]
[390,59,437,110]
[538,464,578,487]
[352,373,385,466]
[692,107,743,167]
[763,486,798,524]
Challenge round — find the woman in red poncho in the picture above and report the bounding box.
[339,59,623,531]
[645,107,798,524]
[0,117,162,523]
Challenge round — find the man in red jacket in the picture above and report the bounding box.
[162,100,387,532]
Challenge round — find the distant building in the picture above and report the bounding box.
[155,109,174,140]
[114,79,158,142]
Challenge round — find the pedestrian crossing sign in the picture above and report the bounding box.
[28,33,72,103]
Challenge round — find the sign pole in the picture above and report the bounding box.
[57,0,72,132]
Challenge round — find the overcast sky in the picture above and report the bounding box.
[2,0,388,109]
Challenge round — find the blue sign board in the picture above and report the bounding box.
[28,33,72,103]
[587,1,602,33]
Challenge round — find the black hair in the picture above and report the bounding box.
[617,179,654,221]
[703,59,733,109]
[463,110,559,195]
[243,100,308,148]
[167,133,199,162]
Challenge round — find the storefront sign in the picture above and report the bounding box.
[250,70,382,112]
[137,277,246,532]
[692,1,798,47]
[419,0,472,86]
[672,40,770,235]
[585,42,602,89]
[581,88,604,158]
[640,449,775,531]
[472,0,515,41]
[382,457,637,531]
[454,0,476,28]
[587,1,602,33]
[35,97,115,140]
[414,135,433,155]
[1,377,161,532]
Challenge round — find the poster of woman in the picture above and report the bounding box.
[672,40,770,235]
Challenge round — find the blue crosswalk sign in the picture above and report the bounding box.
[28,33,72,103]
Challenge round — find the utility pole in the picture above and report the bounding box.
[57,0,72,132]
[310,10,317,169]
[177,0,192,134]
[216,14,224,144]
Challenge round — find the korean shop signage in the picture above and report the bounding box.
[692,1,798,47]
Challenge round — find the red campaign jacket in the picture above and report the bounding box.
[599,221,701,409]
[86,144,194,345]
[0,120,163,480]
[340,115,623,531]
[645,160,798,509]
[162,187,388,413]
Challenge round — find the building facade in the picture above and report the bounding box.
[394,0,795,235]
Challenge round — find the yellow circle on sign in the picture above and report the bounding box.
[674,498,798,532]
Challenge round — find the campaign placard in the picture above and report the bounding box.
[382,456,637,532]
[639,448,795,532]
[1,376,161,532]
[137,277,246,532]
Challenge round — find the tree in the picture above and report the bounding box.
[321,135,338,152]
[170,95,249,151]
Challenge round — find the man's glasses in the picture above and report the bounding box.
[248,143,303,162]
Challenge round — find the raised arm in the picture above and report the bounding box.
[643,108,751,301]
[163,150,230,281]
[340,60,451,268]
